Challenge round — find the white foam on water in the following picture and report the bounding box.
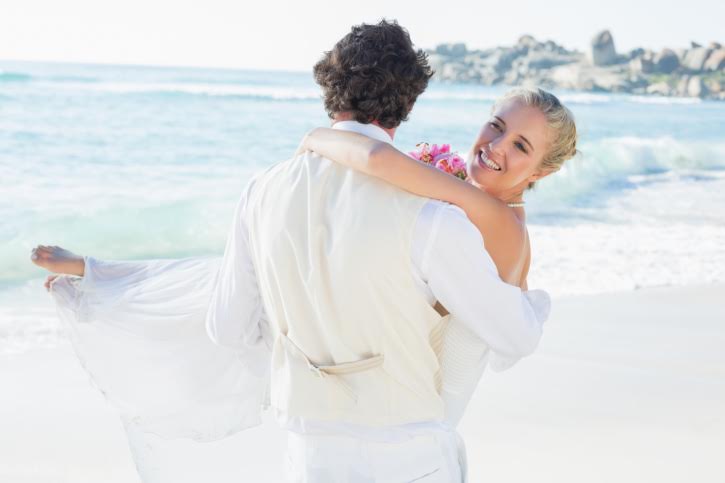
[49,80,322,100]
[528,171,725,296]
[527,136,725,218]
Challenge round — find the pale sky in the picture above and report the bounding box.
[2,0,722,71]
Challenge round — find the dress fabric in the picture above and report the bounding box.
[50,255,271,442]
[49,253,548,482]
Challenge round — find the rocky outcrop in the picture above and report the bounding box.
[683,48,713,71]
[434,43,467,58]
[646,82,671,95]
[687,76,707,97]
[654,49,679,73]
[704,49,725,71]
[589,30,618,66]
[427,31,724,100]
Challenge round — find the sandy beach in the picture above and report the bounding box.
[2,283,723,483]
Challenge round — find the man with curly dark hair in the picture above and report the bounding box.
[313,19,434,131]
[207,19,503,481]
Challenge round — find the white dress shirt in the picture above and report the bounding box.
[205,121,547,438]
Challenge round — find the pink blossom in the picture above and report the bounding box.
[429,144,450,159]
[410,142,468,180]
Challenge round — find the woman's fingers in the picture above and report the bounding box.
[44,274,59,292]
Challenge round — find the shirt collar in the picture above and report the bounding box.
[331,120,393,145]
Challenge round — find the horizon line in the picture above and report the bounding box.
[0,57,313,74]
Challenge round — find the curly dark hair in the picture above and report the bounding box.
[313,19,434,129]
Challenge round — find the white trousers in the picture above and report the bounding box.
[285,430,466,482]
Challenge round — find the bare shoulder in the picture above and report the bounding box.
[486,215,528,286]
[518,229,532,288]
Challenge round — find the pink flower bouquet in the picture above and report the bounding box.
[409,143,468,180]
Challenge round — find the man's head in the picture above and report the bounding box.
[313,19,433,131]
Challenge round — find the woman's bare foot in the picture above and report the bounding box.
[30,245,85,277]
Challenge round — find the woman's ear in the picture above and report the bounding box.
[527,167,553,184]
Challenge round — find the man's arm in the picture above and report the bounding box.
[205,181,265,350]
[414,202,549,367]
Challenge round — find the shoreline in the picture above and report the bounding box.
[2,283,723,482]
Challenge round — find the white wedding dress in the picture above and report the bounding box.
[49,254,549,482]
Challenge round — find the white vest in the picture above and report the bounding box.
[246,152,446,427]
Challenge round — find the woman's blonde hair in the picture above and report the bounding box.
[493,87,578,189]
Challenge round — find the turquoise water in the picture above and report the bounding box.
[2,60,725,298]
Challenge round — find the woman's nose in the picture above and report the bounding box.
[489,136,506,157]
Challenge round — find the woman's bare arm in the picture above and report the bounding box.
[301,128,527,285]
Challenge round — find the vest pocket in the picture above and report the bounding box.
[273,333,385,415]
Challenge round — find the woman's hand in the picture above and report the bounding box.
[293,134,309,157]
[294,128,321,157]
[292,127,385,175]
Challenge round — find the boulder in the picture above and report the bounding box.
[708,42,722,49]
[426,53,446,73]
[589,30,617,66]
[627,48,645,60]
[691,41,702,48]
[683,48,712,71]
[522,52,575,70]
[517,35,538,49]
[440,63,462,79]
[549,64,583,89]
[593,74,630,92]
[482,48,520,73]
[646,82,672,96]
[543,40,558,52]
[464,53,485,67]
[676,76,690,96]
[687,76,707,97]
[704,49,725,71]
[629,57,654,74]
[705,77,723,94]
[554,64,633,92]
[653,49,680,73]
[674,48,688,61]
[503,70,521,85]
[628,74,649,88]
[435,43,467,58]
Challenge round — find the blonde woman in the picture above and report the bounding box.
[295,87,579,425]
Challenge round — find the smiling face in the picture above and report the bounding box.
[466,99,552,202]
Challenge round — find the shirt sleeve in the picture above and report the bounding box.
[412,201,550,370]
[205,179,265,351]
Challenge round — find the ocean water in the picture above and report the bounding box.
[1,60,724,353]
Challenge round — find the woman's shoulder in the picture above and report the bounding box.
[477,212,528,285]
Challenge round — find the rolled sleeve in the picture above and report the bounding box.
[415,202,550,367]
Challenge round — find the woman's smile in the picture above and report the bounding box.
[477,148,503,172]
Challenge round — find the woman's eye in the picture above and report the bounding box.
[489,122,501,131]
[515,141,528,154]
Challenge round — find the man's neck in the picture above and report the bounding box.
[332,112,397,140]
